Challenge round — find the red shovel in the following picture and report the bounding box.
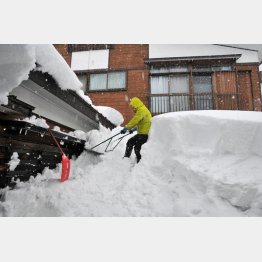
[48,129,70,182]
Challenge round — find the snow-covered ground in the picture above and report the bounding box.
[1,110,262,217]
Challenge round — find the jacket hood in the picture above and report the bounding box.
[129,97,144,109]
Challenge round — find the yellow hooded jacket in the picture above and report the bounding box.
[125,97,152,135]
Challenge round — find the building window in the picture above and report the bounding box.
[151,76,169,94]
[108,71,126,89]
[90,73,107,90]
[149,64,238,114]
[150,74,190,113]
[77,71,127,92]
[193,74,213,110]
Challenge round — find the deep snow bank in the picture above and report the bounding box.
[143,111,262,214]
[150,110,262,157]
[1,111,262,216]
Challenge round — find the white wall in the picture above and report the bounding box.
[71,49,109,70]
[149,44,259,63]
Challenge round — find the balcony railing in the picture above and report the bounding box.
[150,93,239,114]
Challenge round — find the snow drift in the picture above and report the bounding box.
[1,111,262,216]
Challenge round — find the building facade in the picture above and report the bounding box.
[55,44,262,125]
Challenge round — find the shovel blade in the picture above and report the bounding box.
[61,154,70,182]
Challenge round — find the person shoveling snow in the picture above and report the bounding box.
[121,97,152,163]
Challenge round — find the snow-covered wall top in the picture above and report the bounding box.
[149,44,259,64]
[0,44,82,105]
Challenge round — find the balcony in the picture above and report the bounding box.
[150,93,240,114]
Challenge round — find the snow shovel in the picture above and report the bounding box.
[48,128,70,182]
[91,132,130,152]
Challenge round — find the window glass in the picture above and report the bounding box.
[151,76,169,94]
[108,72,126,89]
[89,73,107,90]
[212,66,232,71]
[169,75,189,93]
[193,75,212,93]
[193,75,213,110]
[151,66,189,74]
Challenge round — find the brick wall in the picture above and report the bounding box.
[54,44,71,65]
[88,44,149,125]
[54,44,150,126]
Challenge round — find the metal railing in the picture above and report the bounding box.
[150,93,239,114]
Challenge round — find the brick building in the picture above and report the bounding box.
[54,44,262,125]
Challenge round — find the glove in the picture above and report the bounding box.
[121,127,128,134]
[129,127,137,134]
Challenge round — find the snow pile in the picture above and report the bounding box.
[20,115,49,128]
[0,45,36,104]
[1,111,262,216]
[68,130,89,141]
[85,125,122,153]
[0,44,82,105]
[76,89,93,105]
[144,110,262,214]
[35,45,82,91]
[95,106,124,126]
[8,152,20,171]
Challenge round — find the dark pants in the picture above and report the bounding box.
[124,134,148,163]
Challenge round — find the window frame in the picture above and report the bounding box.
[76,70,128,93]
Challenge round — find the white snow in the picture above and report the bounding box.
[68,130,89,141]
[20,115,49,128]
[0,45,36,104]
[0,44,82,105]
[34,45,82,91]
[8,152,20,171]
[1,110,262,216]
[149,44,260,64]
[94,106,124,126]
[76,89,93,105]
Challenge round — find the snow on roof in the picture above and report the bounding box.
[0,44,82,105]
[35,45,82,91]
[149,44,260,64]
[0,45,36,104]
